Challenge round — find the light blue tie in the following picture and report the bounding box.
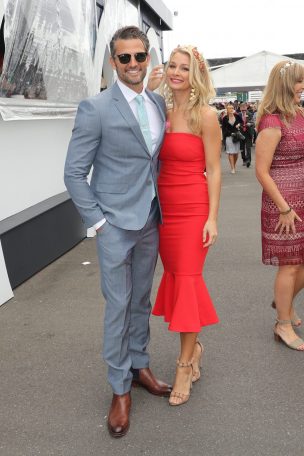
[135,94,153,154]
[135,94,155,200]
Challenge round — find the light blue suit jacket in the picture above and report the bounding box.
[64,82,166,230]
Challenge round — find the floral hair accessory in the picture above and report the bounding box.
[280,61,295,76]
[192,47,205,72]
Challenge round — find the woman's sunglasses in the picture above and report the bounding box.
[115,52,148,64]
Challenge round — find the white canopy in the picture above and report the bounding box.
[211,50,304,93]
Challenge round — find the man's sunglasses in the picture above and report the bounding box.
[115,52,148,64]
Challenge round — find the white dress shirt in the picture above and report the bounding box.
[94,79,162,231]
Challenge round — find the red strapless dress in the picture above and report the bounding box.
[152,133,219,332]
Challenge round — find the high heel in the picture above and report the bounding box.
[271,301,302,327]
[169,359,193,406]
[274,319,304,351]
[192,340,204,383]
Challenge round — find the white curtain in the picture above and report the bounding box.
[0,0,98,103]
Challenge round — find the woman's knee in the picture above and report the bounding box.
[279,264,301,277]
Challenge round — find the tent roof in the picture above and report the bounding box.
[211,50,304,92]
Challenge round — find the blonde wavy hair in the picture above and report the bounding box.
[256,60,304,127]
[161,45,216,136]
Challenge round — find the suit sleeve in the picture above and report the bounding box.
[64,98,105,228]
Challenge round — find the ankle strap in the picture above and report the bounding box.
[176,358,193,368]
[276,319,292,325]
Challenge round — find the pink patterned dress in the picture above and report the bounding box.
[258,112,304,266]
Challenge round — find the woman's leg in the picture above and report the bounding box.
[233,153,238,168]
[192,335,204,382]
[293,265,304,298]
[170,332,197,405]
[290,265,304,324]
[274,265,304,348]
[272,265,304,325]
[228,154,235,172]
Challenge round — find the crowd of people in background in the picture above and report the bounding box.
[212,98,304,174]
[212,100,257,173]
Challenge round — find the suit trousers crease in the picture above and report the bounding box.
[96,199,159,395]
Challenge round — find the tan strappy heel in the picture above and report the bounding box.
[192,340,204,383]
[271,301,302,327]
[169,359,193,406]
[274,319,304,351]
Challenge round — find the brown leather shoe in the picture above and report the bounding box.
[131,367,172,396]
[107,392,131,438]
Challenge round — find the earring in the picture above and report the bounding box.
[189,87,197,102]
[164,84,173,107]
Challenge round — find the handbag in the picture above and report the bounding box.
[231,131,245,143]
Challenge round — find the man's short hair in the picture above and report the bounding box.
[110,26,150,58]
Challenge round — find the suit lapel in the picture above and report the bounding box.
[146,90,166,154]
[146,90,166,122]
[112,83,151,156]
[112,83,166,157]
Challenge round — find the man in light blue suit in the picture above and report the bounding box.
[64,26,171,438]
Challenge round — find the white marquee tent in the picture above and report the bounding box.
[211,50,304,93]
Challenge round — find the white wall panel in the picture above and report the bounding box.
[0,118,74,220]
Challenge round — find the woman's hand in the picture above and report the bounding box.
[147,65,165,91]
[203,219,218,247]
[275,209,302,235]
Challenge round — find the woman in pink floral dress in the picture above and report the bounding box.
[255,60,304,350]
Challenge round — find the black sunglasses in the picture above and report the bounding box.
[115,52,148,64]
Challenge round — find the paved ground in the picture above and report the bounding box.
[1,150,304,456]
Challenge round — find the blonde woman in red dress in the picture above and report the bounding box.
[255,60,304,350]
[148,46,221,405]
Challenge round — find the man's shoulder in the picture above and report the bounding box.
[77,86,116,111]
[149,90,164,102]
[89,87,114,103]
[146,89,165,108]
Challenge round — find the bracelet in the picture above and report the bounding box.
[280,207,292,215]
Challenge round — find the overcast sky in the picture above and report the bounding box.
[163,0,304,60]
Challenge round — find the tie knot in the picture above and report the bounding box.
[135,94,144,106]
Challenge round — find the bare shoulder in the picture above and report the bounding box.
[200,105,218,124]
[200,106,220,135]
[256,126,281,147]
